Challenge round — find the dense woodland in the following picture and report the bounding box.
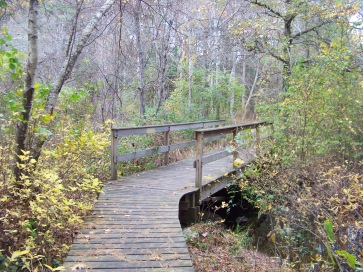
[0,0,362,271]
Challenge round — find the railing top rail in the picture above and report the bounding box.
[112,120,225,137]
[194,121,271,138]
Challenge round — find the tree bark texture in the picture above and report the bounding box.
[13,0,39,181]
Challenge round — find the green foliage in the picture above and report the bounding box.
[323,219,335,243]
[58,85,97,121]
[0,1,6,8]
[0,29,24,128]
[258,37,363,162]
[336,250,359,270]
[0,28,23,80]
[165,62,245,121]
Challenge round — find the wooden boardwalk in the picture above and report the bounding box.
[62,155,243,271]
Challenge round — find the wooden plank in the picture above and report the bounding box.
[67,247,190,256]
[65,253,192,262]
[115,126,170,137]
[163,130,170,165]
[64,145,257,271]
[63,260,193,269]
[111,130,118,180]
[82,221,182,226]
[74,233,185,239]
[73,237,186,244]
[169,120,225,131]
[112,120,225,136]
[80,225,183,230]
[193,150,231,168]
[88,214,179,219]
[84,221,182,226]
[194,121,270,138]
[195,131,203,188]
[116,146,169,162]
[67,268,194,272]
[69,243,189,250]
[77,228,184,235]
[169,140,196,151]
[90,210,179,214]
[63,260,192,269]
[115,136,226,163]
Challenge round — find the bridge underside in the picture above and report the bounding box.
[62,154,254,271]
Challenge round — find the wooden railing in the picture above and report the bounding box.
[194,121,273,188]
[111,120,225,180]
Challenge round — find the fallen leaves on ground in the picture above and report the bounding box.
[185,222,290,272]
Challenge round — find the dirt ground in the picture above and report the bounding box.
[185,222,290,272]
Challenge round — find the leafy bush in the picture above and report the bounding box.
[237,154,363,271]
[258,38,363,162]
[0,112,110,271]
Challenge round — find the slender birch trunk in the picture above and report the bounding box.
[13,0,39,181]
[242,61,260,121]
[229,47,238,120]
[134,0,146,119]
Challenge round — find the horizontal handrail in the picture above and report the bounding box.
[112,120,225,137]
[194,121,273,188]
[111,120,225,180]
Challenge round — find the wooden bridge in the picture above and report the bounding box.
[62,120,272,271]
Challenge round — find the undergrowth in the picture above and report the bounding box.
[236,154,363,271]
[0,119,110,271]
[185,221,287,271]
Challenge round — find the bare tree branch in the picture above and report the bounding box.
[247,0,284,19]
[45,0,116,115]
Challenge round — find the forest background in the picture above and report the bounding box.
[0,0,362,271]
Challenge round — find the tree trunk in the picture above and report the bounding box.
[229,47,238,120]
[188,32,194,111]
[188,47,194,112]
[211,0,221,119]
[242,61,260,121]
[13,0,39,181]
[155,7,172,115]
[29,0,115,161]
[134,0,146,119]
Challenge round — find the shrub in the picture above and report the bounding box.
[237,154,363,271]
[0,118,110,271]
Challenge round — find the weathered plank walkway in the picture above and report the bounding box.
[62,154,246,271]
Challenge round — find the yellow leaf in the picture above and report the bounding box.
[233,158,244,167]
[11,249,29,260]
[270,233,276,243]
[41,114,54,124]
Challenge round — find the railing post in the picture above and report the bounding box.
[195,131,204,189]
[164,127,170,165]
[256,126,260,156]
[232,128,238,168]
[111,129,118,180]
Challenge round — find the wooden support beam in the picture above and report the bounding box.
[164,130,170,165]
[195,131,204,189]
[111,130,118,180]
[256,126,260,157]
